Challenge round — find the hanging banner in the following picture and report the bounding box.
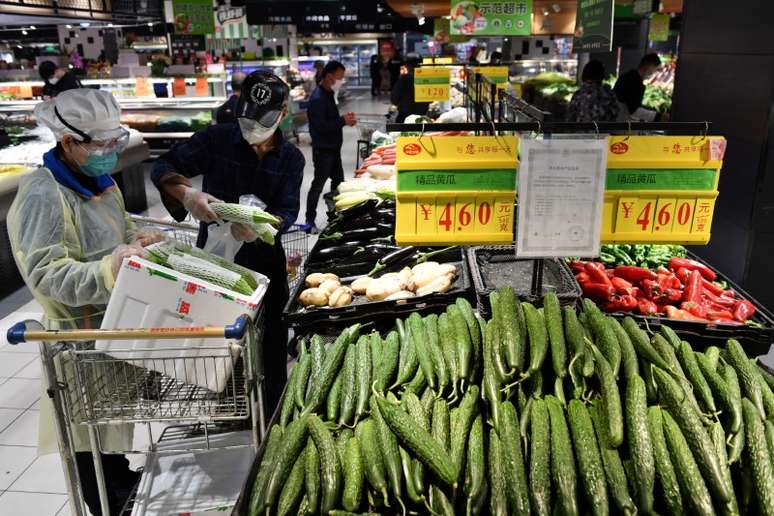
[517,136,609,257]
[172,0,215,35]
[213,2,261,39]
[450,0,532,36]
[414,67,451,102]
[573,0,615,52]
[648,13,670,41]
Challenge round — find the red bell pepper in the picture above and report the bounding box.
[630,287,641,299]
[582,283,616,301]
[611,276,633,295]
[637,298,658,316]
[733,300,756,322]
[675,267,691,285]
[605,295,638,312]
[682,270,703,304]
[640,279,663,301]
[585,262,612,286]
[614,265,657,283]
[664,305,709,322]
[681,301,708,319]
[664,289,683,303]
[657,273,682,290]
[669,257,717,281]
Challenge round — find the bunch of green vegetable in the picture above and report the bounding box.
[249,288,774,515]
[643,84,673,113]
[599,243,687,269]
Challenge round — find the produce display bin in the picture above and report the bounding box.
[282,247,475,332]
[605,252,774,356]
[468,245,582,317]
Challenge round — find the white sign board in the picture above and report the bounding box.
[516,136,608,257]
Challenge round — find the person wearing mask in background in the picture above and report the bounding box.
[214,71,246,124]
[567,59,619,123]
[39,60,82,99]
[614,53,668,122]
[303,61,356,233]
[371,41,401,96]
[391,53,430,123]
[8,89,163,515]
[151,71,303,411]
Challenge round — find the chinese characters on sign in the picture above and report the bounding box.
[172,0,215,35]
[450,0,532,36]
[573,0,614,52]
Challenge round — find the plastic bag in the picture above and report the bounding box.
[204,221,241,262]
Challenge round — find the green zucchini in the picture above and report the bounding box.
[545,395,578,516]
[567,400,609,516]
[743,397,774,516]
[661,410,715,516]
[646,406,683,516]
[342,436,364,512]
[625,375,655,513]
[529,398,552,516]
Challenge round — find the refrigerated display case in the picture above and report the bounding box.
[300,41,377,87]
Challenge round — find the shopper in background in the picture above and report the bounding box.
[489,50,503,65]
[39,60,82,99]
[151,71,303,411]
[7,89,160,515]
[214,71,246,124]
[567,59,619,123]
[371,41,401,95]
[314,60,325,85]
[614,53,668,121]
[304,60,356,233]
[391,53,430,123]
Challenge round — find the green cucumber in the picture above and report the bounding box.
[567,400,609,516]
[488,427,509,516]
[354,419,389,501]
[450,385,479,482]
[499,401,530,515]
[483,319,502,431]
[696,352,742,433]
[327,373,343,423]
[374,331,400,393]
[498,286,522,372]
[437,313,459,392]
[307,415,341,514]
[647,406,683,516]
[369,396,402,500]
[622,317,673,371]
[705,346,721,371]
[277,452,306,516]
[529,397,552,516]
[263,417,310,512]
[342,436,364,512]
[408,312,439,391]
[354,335,372,424]
[248,424,283,514]
[432,398,451,451]
[608,317,639,379]
[304,438,320,515]
[751,358,774,420]
[395,318,419,386]
[723,364,745,463]
[403,366,427,395]
[448,304,473,382]
[545,395,578,516]
[678,340,717,413]
[583,298,621,377]
[544,292,567,378]
[625,375,655,513]
[465,415,486,515]
[743,398,774,515]
[590,402,636,515]
[429,485,455,516]
[339,343,358,427]
[303,324,361,415]
[456,297,482,381]
[591,345,624,448]
[709,421,740,516]
[523,302,548,378]
[727,339,765,417]
[308,334,326,397]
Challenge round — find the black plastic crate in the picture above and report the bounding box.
[283,248,475,333]
[468,245,582,318]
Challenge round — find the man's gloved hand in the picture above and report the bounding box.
[111,243,146,278]
[230,222,258,242]
[134,227,166,247]
[182,187,221,222]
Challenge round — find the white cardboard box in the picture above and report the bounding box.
[97,256,268,392]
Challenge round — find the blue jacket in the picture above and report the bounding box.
[307,86,344,150]
[151,123,305,234]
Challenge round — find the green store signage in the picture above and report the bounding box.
[172,0,215,35]
[450,0,532,36]
[573,0,615,52]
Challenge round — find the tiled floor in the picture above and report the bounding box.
[0,90,385,515]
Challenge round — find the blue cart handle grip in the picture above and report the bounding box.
[7,322,27,345]
[224,315,250,340]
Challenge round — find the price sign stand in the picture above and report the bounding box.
[414,66,452,102]
[395,135,518,246]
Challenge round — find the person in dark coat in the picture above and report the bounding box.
[391,53,430,123]
[214,71,246,124]
[39,61,82,99]
[613,53,667,122]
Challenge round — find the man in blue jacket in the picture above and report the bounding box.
[151,71,304,409]
[303,60,356,233]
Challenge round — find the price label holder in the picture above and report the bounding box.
[516,135,609,258]
[423,57,454,65]
[602,135,725,244]
[414,66,451,102]
[172,77,187,97]
[395,135,518,245]
[472,66,509,90]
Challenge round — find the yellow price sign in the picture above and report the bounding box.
[414,67,451,102]
[606,194,718,243]
[472,65,509,89]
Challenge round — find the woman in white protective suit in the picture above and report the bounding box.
[7,88,162,515]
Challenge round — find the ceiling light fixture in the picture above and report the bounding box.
[21,30,27,35]
[66,24,72,29]
[29,26,36,30]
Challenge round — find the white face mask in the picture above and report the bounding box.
[331,79,344,92]
[48,76,59,85]
[239,117,281,145]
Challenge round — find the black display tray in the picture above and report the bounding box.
[467,245,582,318]
[282,248,475,333]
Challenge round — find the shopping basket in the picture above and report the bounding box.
[282,224,310,291]
[6,315,264,516]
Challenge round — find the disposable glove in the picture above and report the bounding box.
[111,243,146,278]
[230,222,258,243]
[134,227,166,247]
[182,187,221,222]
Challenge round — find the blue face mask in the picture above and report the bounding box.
[80,152,118,177]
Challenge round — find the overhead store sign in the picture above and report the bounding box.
[245,3,425,33]
[395,136,518,245]
[573,0,615,52]
[450,0,532,36]
[214,3,260,39]
[414,67,451,102]
[172,0,215,35]
[648,13,670,41]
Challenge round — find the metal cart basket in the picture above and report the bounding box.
[356,113,389,168]
[281,224,311,292]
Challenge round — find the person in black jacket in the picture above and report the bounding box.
[303,61,356,233]
[213,71,246,124]
[39,61,81,99]
[391,53,430,123]
[613,53,667,121]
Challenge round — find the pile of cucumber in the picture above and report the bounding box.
[249,289,774,516]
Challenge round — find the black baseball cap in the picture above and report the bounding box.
[235,70,289,127]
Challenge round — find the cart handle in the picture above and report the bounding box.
[7,314,250,345]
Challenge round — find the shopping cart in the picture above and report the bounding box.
[6,315,264,516]
[356,113,389,168]
[281,224,311,292]
[130,214,200,246]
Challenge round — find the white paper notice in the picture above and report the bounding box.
[516,136,608,257]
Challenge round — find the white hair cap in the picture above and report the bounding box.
[34,88,122,142]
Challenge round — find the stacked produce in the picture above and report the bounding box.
[355,144,396,176]
[146,240,258,296]
[298,261,459,308]
[249,289,774,515]
[570,256,757,323]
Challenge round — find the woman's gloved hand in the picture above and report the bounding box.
[230,222,258,242]
[182,187,221,222]
[111,243,147,278]
[134,227,166,247]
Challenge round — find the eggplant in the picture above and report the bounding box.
[323,215,376,235]
[335,198,380,220]
[318,226,387,244]
[370,206,396,223]
[310,242,364,260]
[361,244,401,259]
